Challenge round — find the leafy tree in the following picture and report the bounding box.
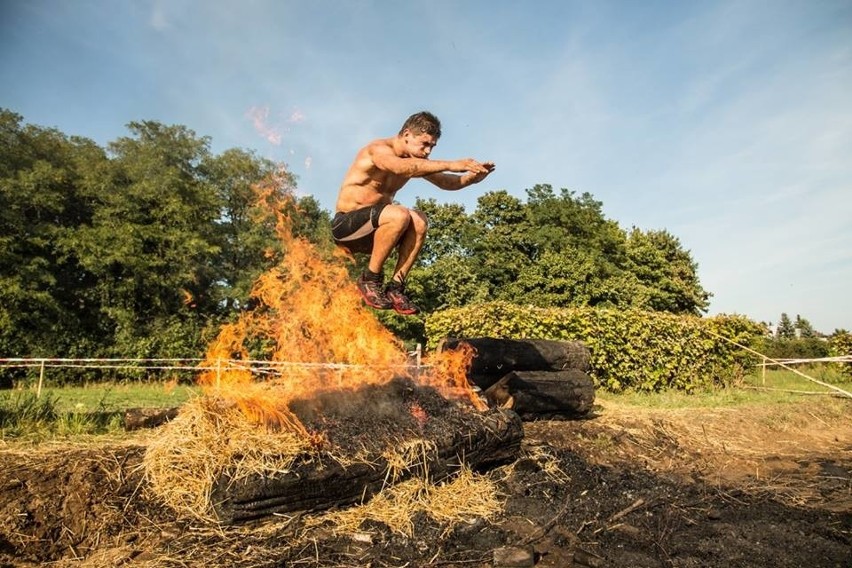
[204,149,282,311]
[469,190,533,296]
[291,194,332,247]
[794,314,817,338]
[409,185,709,316]
[625,228,711,315]
[0,109,106,356]
[516,185,634,308]
[525,184,626,265]
[408,198,487,311]
[776,313,796,339]
[414,198,475,265]
[71,121,220,357]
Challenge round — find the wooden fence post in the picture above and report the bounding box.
[36,360,45,398]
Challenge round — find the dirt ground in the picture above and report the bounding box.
[0,397,849,568]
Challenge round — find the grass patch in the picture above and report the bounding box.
[745,365,850,390]
[597,367,851,410]
[36,381,199,413]
[0,391,121,440]
[0,382,199,442]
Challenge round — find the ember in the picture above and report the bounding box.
[409,401,428,429]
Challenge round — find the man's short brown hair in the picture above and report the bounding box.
[399,111,441,139]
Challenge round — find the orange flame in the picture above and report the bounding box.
[409,402,428,430]
[421,343,486,411]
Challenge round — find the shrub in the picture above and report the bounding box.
[758,337,830,360]
[426,301,765,392]
[829,331,852,380]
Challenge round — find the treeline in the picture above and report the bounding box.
[758,312,847,360]
[409,187,710,315]
[2,110,714,365]
[1,109,329,364]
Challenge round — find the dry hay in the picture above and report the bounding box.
[144,393,507,532]
[588,397,851,464]
[307,465,503,538]
[527,397,852,509]
[144,395,313,521]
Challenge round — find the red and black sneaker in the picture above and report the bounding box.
[356,273,393,310]
[385,281,420,315]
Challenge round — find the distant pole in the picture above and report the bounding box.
[36,360,45,398]
[762,356,766,385]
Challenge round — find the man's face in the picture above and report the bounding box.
[403,130,437,158]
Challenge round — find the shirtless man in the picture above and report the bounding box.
[332,111,495,315]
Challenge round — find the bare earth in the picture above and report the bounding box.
[0,398,849,567]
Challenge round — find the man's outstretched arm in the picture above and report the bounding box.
[371,144,491,178]
[425,162,496,191]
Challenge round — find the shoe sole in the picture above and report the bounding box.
[360,297,393,310]
[392,305,420,316]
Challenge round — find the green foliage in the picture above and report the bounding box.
[829,330,852,379]
[410,184,710,317]
[759,337,830,360]
[776,313,796,339]
[625,228,711,314]
[0,109,107,357]
[426,302,765,392]
[0,111,335,372]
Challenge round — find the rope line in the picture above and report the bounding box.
[702,329,852,399]
[0,356,431,373]
[759,356,852,365]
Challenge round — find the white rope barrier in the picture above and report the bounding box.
[0,355,432,374]
[759,356,852,366]
[702,330,852,399]
[0,354,432,398]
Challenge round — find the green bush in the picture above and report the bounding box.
[426,301,765,392]
[829,332,852,379]
[758,337,831,360]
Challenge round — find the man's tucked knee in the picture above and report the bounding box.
[410,210,428,235]
[382,205,412,229]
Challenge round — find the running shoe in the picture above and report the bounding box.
[385,281,420,315]
[356,273,393,309]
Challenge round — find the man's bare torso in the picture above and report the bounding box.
[335,138,409,213]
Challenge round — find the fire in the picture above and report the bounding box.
[421,342,487,411]
[197,169,482,433]
[409,402,428,429]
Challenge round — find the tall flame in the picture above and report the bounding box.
[198,169,482,431]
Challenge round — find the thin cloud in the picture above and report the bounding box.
[149,0,169,31]
[246,105,282,146]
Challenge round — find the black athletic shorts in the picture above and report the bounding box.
[331,203,388,254]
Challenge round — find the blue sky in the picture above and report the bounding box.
[2,0,851,333]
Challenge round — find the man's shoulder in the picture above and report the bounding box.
[354,138,398,169]
[364,136,396,153]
